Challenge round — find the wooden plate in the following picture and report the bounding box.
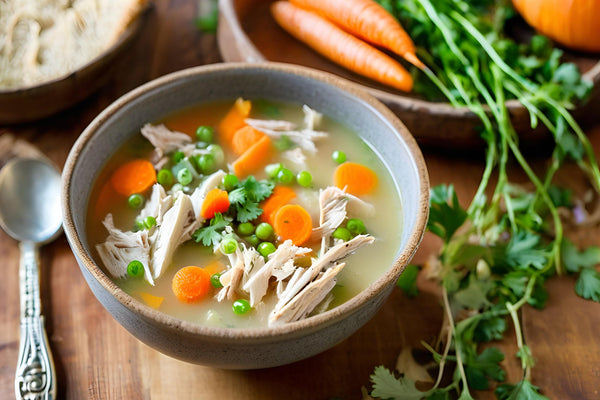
[217,0,600,148]
[0,6,149,125]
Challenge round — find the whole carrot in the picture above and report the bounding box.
[271,1,413,92]
[289,0,424,68]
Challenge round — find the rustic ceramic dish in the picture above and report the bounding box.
[217,0,600,148]
[61,62,430,369]
[0,7,148,125]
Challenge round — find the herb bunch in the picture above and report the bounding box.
[369,0,600,399]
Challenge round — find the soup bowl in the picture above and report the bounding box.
[62,62,429,369]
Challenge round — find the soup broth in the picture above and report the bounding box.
[87,99,403,328]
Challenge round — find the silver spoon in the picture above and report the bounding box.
[0,157,62,400]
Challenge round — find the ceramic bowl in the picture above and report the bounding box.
[0,5,148,124]
[61,62,429,369]
[217,0,600,148]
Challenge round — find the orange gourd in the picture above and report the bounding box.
[512,0,600,53]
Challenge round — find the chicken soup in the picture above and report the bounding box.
[87,98,403,328]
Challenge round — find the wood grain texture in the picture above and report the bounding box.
[1,1,599,399]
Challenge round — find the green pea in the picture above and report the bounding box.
[127,193,144,209]
[177,167,193,185]
[296,170,312,187]
[255,222,274,241]
[223,174,239,191]
[197,153,215,174]
[332,150,346,164]
[238,222,255,236]
[347,218,367,235]
[265,163,283,179]
[221,237,238,254]
[143,216,157,229]
[210,273,223,288]
[196,125,214,143]
[134,219,145,231]
[232,299,251,315]
[157,169,174,187]
[333,227,352,241]
[245,234,260,247]
[127,260,144,278]
[257,242,276,258]
[207,144,225,166]
[172,150,185,164]
[276,167,294,184]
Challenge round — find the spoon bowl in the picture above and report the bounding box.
[0,157,61,400]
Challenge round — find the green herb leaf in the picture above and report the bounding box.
[427,185,468,243]
[191,213,231,246]
[495,380,549,400]
[228,176,274,223]
[464,347,506,390]
[397,265,420,297]
[370,366,425,400]
[561,239,600,273]
[575,268,600,302]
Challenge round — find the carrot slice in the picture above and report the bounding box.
[289,0,424,68]
[333,162,378,196]
[219,98,252,147]
[172,266,211,303]
[259,186,297,224]
[201,188,231,219]
[273,204,313,245]
[110,159,157,196]
[231,135,274,178]
[203,260,226,276]
[139,292,164,309]
[231,125,266,156]
[271,1,413,92]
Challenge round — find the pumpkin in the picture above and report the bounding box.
[512,0,600,53]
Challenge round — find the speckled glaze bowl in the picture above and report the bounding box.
[61,62,429,369]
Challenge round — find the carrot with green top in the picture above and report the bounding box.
[270,1,413,92]
[231,125,266,156]
[333,162,377,196]
[201,188,231,219]
[232,135,274,178]
[273,204,313,245]
[172,266,211,303]
[260,185,297,224]
[219,98,252,147]
[110,159,156,196]
[289,0,424,68]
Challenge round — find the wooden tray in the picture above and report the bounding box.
[217,0,600,148]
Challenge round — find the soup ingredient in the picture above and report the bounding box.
[172,266,211,303]
[512,0,600,52]
[220,237,238,254]
[110,159,157,196]
[332,227,352,241]
[231,125,266,156]
[128,193,145,209]
[331,150,346,164]
[259,186,297,224]
[210,273,223,288]
[232,135,274,178]
[195,125,214,143]
[273,204,313,245]
[219,98,252,146]
[127,260,145,278]
[289,0,423,68]
[368,0,599,399]
[232,299,252,314]
[347,218,367,235]
[296,170,312,187]
[139,292,164,309]
[157,168,174,187]
[200,188,231,219]
[228,176,275,223]
[270,1,413,92]
[333,162,377,195]
[257,242,277,258]
[256,222,274,241]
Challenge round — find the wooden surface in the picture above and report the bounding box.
[1,1,599,399]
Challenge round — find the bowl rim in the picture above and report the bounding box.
[62,61,430,341]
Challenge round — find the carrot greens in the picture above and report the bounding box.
[369,0,600,399]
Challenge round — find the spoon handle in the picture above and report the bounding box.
[15,241,57,400]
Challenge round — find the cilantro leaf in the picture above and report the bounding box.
[561,239,600,273]
[473,315,507,342]
[191,213,231,246]
[370,366,425,400]
[494,231,549,271]
[575,268,600,302]
[495,380,549,400]
[464,347,506,390]
[427,185,468,243]
[235,202,263,223]
[228,176,274,223]
[453,275,493,310]
[397,264,420,297]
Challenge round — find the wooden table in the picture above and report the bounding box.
[1,1,599,399]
